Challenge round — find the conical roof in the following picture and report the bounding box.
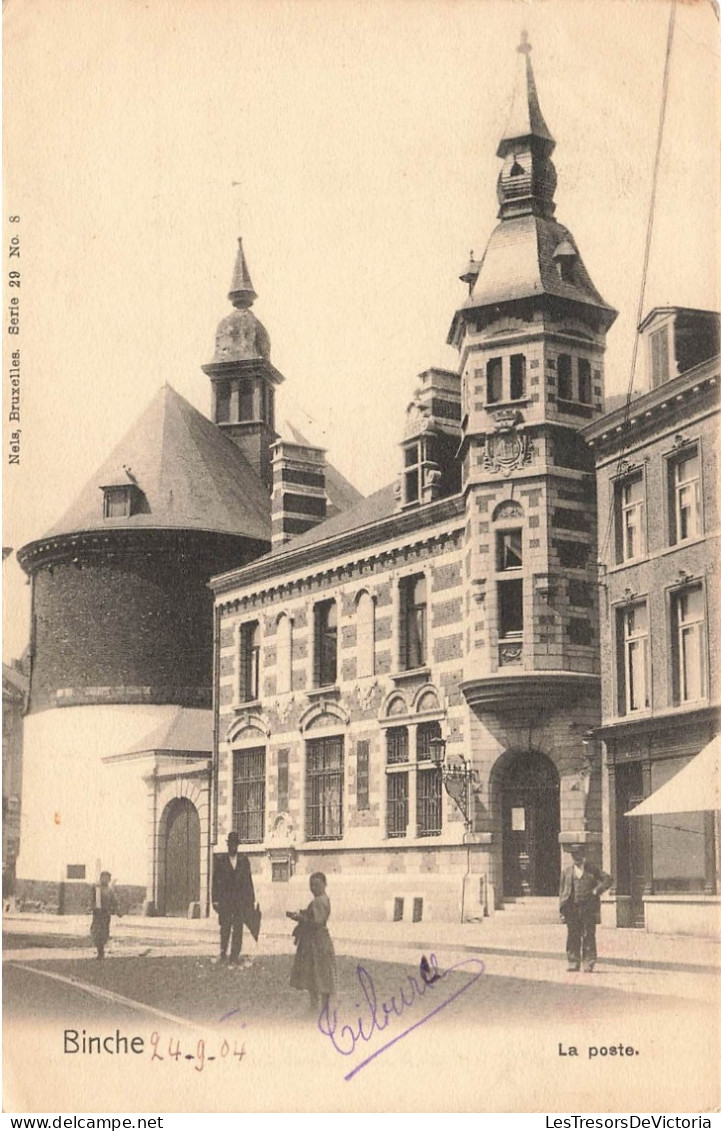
[40,385,271,543]
[228,237,257,308]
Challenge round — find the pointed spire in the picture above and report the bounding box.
[495,34,558,220]
[497,32,555,158]
[228,237,257,309]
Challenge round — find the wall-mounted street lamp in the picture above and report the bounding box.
[429,737,479,832]
[568,724,600,829]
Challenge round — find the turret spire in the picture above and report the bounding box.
[228,237,257,309]
[497,32,555,158]
[495,32,557,220]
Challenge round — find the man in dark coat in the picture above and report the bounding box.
[559,844,613,972]
[212,831,255,967]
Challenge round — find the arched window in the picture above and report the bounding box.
[239,621,260,702]
[399,574,427,670]
[314,599,337,687]
[276,614,292,695]
[356,591,375,678]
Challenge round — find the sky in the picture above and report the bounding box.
[2,0,719,661]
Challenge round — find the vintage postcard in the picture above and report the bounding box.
[2,0,720,1116]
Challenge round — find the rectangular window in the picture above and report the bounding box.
[215,380,231,423]
[386,770,409,837]
[672,586,706,704]
[650,326,670,387]
[487,357,503,404]
[103,486,132,519]
[400,574,427,669]
[510,354,526,400]
[277,748,289,813]
[239,621,260,702]
[314,600,338,687]
[669,450,700,544]
[617,604,649,714]
[417,766,442,837]
[568,618,593,646]
[233,748,266,843]
[568,580,592,606]
[556,540,589,568]
[356,740,370,811]
[239,386,254,421]
[416,720,441,762]
[306,736,344,840]
[404,443,420,504]
[498,578,523,637]
[386,727,409,764]
[557,354,573,401]
[615,473,646,563]
[578,358,592,404]
[497,529,522,571]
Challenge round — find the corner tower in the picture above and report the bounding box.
[202,239,284,489]
[451,36,617,900]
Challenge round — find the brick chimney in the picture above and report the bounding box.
[271,439,327,549]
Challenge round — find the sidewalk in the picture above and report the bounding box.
[5,905,720,974]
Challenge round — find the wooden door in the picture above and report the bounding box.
[163,798,200,916]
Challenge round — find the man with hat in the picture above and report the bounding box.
[212,831,255,967]
[559,844,612,972]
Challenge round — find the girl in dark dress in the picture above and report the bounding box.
[288,872,336,1012]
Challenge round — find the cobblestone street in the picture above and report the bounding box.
[4,910,719,1112]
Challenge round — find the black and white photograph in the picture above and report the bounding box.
[2,0,720,1115]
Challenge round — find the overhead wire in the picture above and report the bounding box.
[598,0,677,568]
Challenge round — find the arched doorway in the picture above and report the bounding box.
[161,798,200,916]
[500,751,560,897]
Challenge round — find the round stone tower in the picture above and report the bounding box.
[16,291,280,912]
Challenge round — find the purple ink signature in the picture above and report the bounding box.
[317,952,485,1081]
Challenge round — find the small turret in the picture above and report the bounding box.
[202,238,285,489]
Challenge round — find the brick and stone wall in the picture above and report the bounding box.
[27,531,264,712]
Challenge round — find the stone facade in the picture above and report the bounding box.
[209,37,616,922]
[584,317,720,936]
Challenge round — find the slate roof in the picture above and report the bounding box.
[42,385,272,543]
[270,481,397,554]
[122,707,212,755]
[465,215,616,319]
[2,662,29,701]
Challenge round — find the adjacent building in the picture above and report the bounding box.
[583,307,720,937]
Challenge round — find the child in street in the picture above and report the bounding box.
[90,871,121,960]
[288,872,336,1013]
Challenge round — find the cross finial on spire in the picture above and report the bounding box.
[518,30,531,55]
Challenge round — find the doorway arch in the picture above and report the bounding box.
[499,751,560,897]
[160,797,200,916]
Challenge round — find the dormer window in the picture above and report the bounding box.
[650,326,670,387]
[101,484,139,519]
